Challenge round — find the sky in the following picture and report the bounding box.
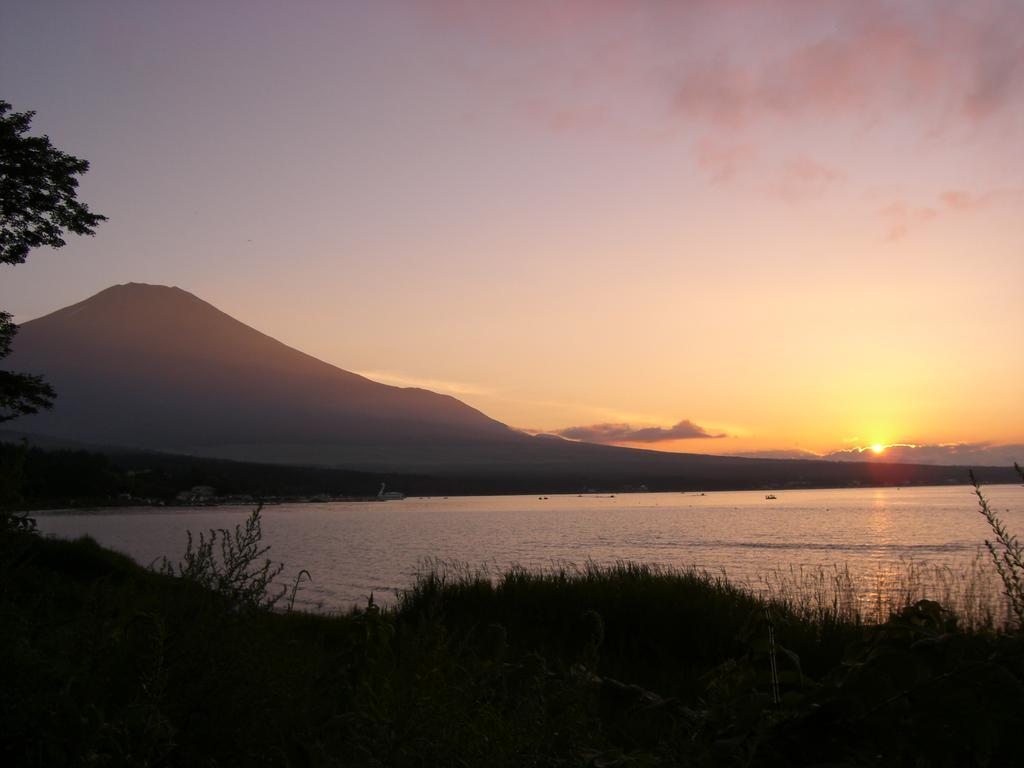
[1,0,1022,464]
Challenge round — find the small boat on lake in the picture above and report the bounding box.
[765,494,777,500]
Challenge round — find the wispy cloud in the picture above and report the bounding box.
[724,449,824,461]
[423,1,1024,131]
[826,442,1023,466]
[671,2,1024,130]
[879,201,941,242]
[939,187,1024,212]
[693,137,757,183]
[731,442,1023,467]
[774,156,844,202]
[881,187,1024,240]
[555,419,726,444]
[355,370,494,397]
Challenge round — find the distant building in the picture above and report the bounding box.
[176,485,217,503]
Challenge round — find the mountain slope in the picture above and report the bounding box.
[4,283,521,460]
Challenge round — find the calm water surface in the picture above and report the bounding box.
[35,485,1024,611]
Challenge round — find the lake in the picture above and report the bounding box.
[33,484,1024,615]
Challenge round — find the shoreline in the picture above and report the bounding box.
[17,476,1022,514]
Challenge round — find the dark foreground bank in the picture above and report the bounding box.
[3,500,1024,768]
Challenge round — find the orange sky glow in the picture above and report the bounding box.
[1,1,1021,463]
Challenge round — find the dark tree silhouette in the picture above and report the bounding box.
[1,99,106,422]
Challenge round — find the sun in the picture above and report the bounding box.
[871,443,885,455]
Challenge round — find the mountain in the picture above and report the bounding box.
[2,283,1016,489]
[3,283,522,465]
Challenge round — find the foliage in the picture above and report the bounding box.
[0,366,55,423]
[0,100,106,264]
[1,308,54,421]
[0,508,35,535]
[0,439,27,506]
[157,505,286,610]
[0,441,438,507]
[973,465,1024,628]
[0,99,105,422]
[0,442,125,506]
[0,310,15,358]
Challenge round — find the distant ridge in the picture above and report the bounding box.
[3,283,1017,489]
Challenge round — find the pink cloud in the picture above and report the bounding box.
[525,100,609,135]
[416,1,1023,148]
[880,202,940,242]
[882,186,1024,240]
[672,2,1024,130]
[939,188,1024,212]
[959,9,1024,121]
[693,138,757,183]
[418,1,1024,133]
[773,156,844,202]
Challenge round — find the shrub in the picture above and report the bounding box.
[157,504,285,610]
[972,465,1024,629]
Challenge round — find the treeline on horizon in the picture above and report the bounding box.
[0,442,426,507]
[0,440,1020,508]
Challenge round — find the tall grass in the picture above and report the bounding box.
[748,551,1010,630]
[395,558,866,698]
[402,552,1014,635]
[973,464,1024,628]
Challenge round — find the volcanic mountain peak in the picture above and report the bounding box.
[5,284,518,460]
